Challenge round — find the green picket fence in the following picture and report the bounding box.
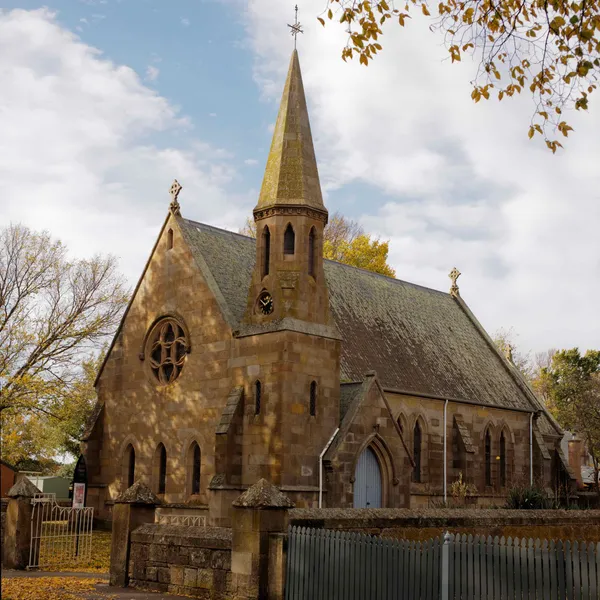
[285,526,600,599]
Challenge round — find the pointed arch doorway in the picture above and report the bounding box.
[353,446,382,508]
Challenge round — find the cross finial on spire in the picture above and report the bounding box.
[287,5,303,49]
[449,267,461,297]
[169,179,182,215]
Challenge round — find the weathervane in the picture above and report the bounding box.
[287,5,303,48]
[449,267,461,297]
[169,179,182,215]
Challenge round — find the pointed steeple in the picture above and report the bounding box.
[256,50,326,216]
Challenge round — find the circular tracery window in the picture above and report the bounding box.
[147,318,188,384]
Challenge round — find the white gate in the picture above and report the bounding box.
[28,493,94,569]
[353,446,382,508]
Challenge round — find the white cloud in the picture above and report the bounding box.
[181,17,190,27]
[244,0,600,354]
[0,9,248,283]
[145,65,159,81]
[244,159,258,166]
[209,112,217,117]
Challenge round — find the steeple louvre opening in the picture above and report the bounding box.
[261,226,271,278]
[284,223,295,255]
[308,227,316,278]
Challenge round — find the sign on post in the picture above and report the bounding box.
[73,482,86,508]
[72,455,88,508]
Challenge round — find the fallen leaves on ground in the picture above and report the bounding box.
[39,531,112,573]
[1,576,111,600]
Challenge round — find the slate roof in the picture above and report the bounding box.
[179,218,556,432]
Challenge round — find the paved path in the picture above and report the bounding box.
[1,570,190,599]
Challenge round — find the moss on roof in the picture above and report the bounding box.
[179,219,546,417]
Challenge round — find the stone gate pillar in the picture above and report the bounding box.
[230,479,294,600]
[2,478,41,569]
[109,481,161,587]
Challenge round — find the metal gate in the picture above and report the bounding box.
[28,493,94,569]
[353,446,382,508]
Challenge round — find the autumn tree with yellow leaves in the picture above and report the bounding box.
[319,0,599,151]
[0,224,127,468]
[240,212,396,277]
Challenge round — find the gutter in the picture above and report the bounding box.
[319,428,339,508]
[382,386,535,415]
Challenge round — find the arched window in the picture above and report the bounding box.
[500,431,506,487]
[308,227,316,277]
[254,380,262,415]
[309,381,317,416]
[157,444,167,494]
[187,442,201,496]
[485,429,492,487]
[284,223,295,255]
[262,226,270,278]
[413,422,422,483]
[124,444,135,489]
[167,228,174,250]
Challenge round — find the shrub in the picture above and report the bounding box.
[505,484,549,509]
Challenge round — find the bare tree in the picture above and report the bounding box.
[0,224,128,418]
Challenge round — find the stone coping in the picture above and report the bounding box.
[289,508,600,528]
[155,503,209,510]
[131,524,232,549]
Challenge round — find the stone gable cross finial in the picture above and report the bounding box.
[449,267,461,297]
[169,179,182,215]
[288,5,303,49]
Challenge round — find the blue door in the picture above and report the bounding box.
[353,447,382,508]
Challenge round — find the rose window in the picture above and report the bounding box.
[147,319,188,384]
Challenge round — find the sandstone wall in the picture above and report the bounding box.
[128,523,232,599]
[289,508,600,542]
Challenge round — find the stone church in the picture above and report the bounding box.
[82,50,572,526]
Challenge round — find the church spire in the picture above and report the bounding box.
[255,50,327,218]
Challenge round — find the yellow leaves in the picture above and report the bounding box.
[557,121,574,137]
[463,7,474,22]
[549,16,566,33]
[528,124,543,138]
[1,576,106,600]
[471,85,491,103]
[323,234,396,277]
[321,0,599,152]
[545,139,564,153]
[449,44,461,62]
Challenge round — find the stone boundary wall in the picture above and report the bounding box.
[289,508,600,542]
[128,524,232,599]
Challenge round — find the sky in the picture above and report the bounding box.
[0,1,598,358]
